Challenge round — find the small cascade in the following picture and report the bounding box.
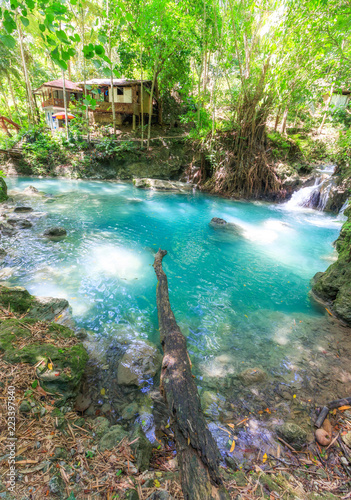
[337,198,349,221]
[285,165,336,211]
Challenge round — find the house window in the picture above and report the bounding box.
[117,87,123,95]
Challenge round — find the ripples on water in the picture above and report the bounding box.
[4,178,343,380]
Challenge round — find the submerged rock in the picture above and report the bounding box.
[43,227,67,240]
[23,186,41,196]
[210,217,244,236]
[117,340,162,387]
[276,422,307,450]
[14,206,33,213]
[238,367,267,386]
[210,217,227,225]
[7,217,33,228]
[200,390,225,418]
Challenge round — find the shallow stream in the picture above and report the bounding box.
[3,177,351,461]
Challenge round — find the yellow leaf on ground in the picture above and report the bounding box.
[227,423,235,429]
[230,440,235,453]
[338,405,351,411]
[47,363,53,370]
[262,453,268,463]
[100,388,105,395]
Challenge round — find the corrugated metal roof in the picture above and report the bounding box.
[78,78,151,86]
[34,79,83,93]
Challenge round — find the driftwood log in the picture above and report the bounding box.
[153,249,229,500]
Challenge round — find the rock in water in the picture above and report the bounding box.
[23,186,40,196]
[210,217,227,225]
[43,227,67,241]
[117,340,162,386]
[276,422,307,450]
[7,217,33,228]
[14,206,33,213]
[238,367,267,386]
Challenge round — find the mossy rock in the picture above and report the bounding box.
[0,286,34,313]
[312,208,351,324]
[0,318,88,396]
[0,177,8,203]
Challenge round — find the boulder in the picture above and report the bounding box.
[276,422,307,450]
[43,227,67,241]
[98,425,128,451]
[0,284,71,323]
[14,206,33,213]
[23,186,41,196]
[210,217,244,236]
[117,340,162,387]
[238,367,267,386]
[133,178,193,192]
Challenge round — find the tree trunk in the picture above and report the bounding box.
[107,0,116,135]
[274,108,280,132]
[153,249,229,500]
[81,6,90,142]
[155,78,162,126]
[17,18,36,123]
[62,70,69,140]
[318,82,335,134]
[7,72,22,126]
[140,49,144,147]
[0,85,13,122]
[147,60,158,149]
[281,106,288,135]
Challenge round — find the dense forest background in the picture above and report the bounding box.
[0,0,351,194]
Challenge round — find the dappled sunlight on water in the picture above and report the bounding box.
[4,177,344,349]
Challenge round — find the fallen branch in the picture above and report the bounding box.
[153,249,229,500]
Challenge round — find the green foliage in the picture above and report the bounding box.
[21,126,67,175]
[91,138,135,161]
[336,130,351,179]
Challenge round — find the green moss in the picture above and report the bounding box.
[0,177,8,203]
[312,207,351,324]
[0,317,88,395]
[0,286,34,313]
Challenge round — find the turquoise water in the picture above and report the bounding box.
[4,177,342,381]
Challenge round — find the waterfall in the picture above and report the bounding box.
[285,165,336,211]
[337,198,349,221]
